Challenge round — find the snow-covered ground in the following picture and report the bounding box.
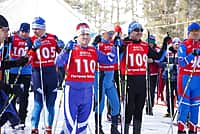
[1,90,199,134]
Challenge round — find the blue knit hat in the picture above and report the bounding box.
[128,21,143,35]
[19,23,30,33]
[187,22,200,33]
[32,17,46,30]
[146,35,156,45]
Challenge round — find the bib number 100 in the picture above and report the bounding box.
[75,59,96,73]
[129,53,147,67]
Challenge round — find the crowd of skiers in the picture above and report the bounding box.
[0,14,200,134]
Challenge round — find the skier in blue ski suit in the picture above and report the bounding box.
[93,23,121,134]
[55,22,121,134]
[29,17,64,134]
[177,22,200,134]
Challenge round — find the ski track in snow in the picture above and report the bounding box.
[2,90,200,134]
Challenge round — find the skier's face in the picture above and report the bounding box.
[188,30,200,40]
[0,27,9,43]
[77,33,91,47]
[129,29,143,41]
[102,31,114,41]
[19,31,30,38]
[173,43,179,51]
[32,28,46,38]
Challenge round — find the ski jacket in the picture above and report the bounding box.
[162,46,178,81]
[9,33,32,75]
[120,40,149,75]
[30,33,61,68]
[55,44,117,89]
[121,38,167,76]
[98,42,115,71]
[149,45,160,76]
[178,39,200,75]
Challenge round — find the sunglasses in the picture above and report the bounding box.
[133,28,143,32]
[190,29,200,32]
[107,31,114,35]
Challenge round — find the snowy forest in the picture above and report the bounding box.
[65,0,200,44]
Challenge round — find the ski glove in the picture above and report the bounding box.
[57,39,65,48]
[17,56,29,66]
[64,39,76,52]
[92,35,101,47]
[32,38,41,51]
[114,36,123,47]
[1,56,28,69]
[163,36,172,46]
[0,81,24,97]
[192,48,200,56]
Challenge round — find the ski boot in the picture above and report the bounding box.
[188,121,197,134]
[95,127,104,134]
[188,130,197,134]
[177,130,186,134]
[46,126,52,134]
[133,120,142,134]
[163,112,171,118]
[31,128,39,134]
[146,106,153,116]
[111,124,120,134]
[95,113,104,134]
[124,124,129,134]
[111,115,120,134]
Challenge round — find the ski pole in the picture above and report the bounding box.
[0,67,23,118]
[36,47,47,130]
[97,44,100,134]
[146,29,152,115]
[114,29,125,134]
[167,52,173,134]
[53,49,72,134]
[121,44,128,133]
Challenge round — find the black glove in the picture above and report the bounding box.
[0,81,24,97]
[173,64,177,70]
[1,56,28,69]
[163,36,172,45]
[192,48,200,56]
[10,84,24,97]
[169,46,177,53]
[161,36,172,50]
[92,35,101,47]
[16,56,29,66]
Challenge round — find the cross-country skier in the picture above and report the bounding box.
[177,22,200,134]
[162,37,180,117]
[93,23,121,134]
[121,21,171,134]
[0,14,28,133]
[145,35,161,115]
[55,22,121,134]
[107,24,123,123]
[8,22,32,130]
[29,16,64,134]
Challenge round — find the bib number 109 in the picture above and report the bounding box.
[129,53,147,67]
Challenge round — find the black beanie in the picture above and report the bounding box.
[0,15,9,28]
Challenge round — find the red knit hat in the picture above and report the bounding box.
[76,23,90,36]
